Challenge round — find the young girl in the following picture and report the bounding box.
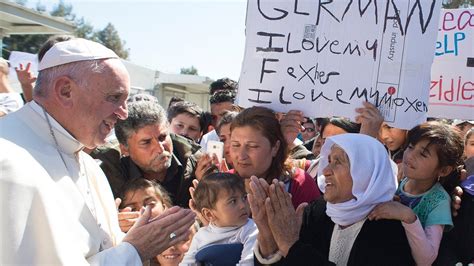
[369,121,464,266]
[181,172,258,265]
[120,179,198,266]
[379,122,408,164]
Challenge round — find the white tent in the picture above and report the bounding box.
[0,0,74,51]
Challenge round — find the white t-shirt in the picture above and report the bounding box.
[0,92,23,114]
[181,219,258,265]
[199,129,220,152]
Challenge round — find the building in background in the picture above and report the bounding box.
[121,60,211,109]
[1,0,212,110]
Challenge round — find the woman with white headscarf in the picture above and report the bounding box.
[248,134,415,265]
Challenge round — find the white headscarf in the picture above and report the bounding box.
[317,133,397,226]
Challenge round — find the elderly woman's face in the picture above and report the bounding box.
[230,125,279,179]
[322,146,354,204]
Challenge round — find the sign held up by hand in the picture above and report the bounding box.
[238,0,442,130]
[429,8,473,120]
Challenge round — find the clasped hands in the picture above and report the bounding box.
[247,176,308,258]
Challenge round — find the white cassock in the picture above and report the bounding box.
[0,101,141,265]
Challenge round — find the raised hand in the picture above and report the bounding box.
[15,63,36,102]
[355,101,384,138]
[189,179,209,226]
[248,176,279,257]
[265,179,307,257]
[115,198,140,233]
[279,110,305,149]
[195,153,218,180]
[123,206,196,261]
[15,63,37,85]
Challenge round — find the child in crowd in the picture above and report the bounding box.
[120,179,197,266]
[119,178,172,218]
[155,223,199,266]
[181,173,258,265]
[369,121,464,266]
[434,128,474,265]
[167,101,204,143]
[379,122,407,164]
[464,128,474,159]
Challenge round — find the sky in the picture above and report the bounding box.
[34,0,248,81]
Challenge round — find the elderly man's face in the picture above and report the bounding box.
[122,123,174,175]
[73,59,129,148]
[322,146,353,204]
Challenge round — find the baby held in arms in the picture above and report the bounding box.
[181,173,258,265]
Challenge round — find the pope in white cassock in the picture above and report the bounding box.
[0,38,195,265]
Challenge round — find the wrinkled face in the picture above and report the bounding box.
[72,60,129,148]
[301,121,317,141]
[156,227,196,266]
[322,146,354,204]
[170,113,202,142]
[322,124,347,146]
[403,139,442,181]
[209,189,249,227]
[218,123,233,166]
[465,134,474,159]
[122,187,166,219]
[122,123,173,175]
[230,126,279,179]
[210,101,233,127]
[379,123,407,152]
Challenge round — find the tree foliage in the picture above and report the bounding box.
[443,0,474,8]
[2,0,129,59]
[180,66,199,75]
[94,23,129,59]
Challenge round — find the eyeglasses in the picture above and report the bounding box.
[302,127,315,132]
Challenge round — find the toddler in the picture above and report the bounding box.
[181,173,257,265]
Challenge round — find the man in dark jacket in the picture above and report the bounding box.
[94,100,201,208]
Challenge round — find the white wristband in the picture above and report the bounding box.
[253,240,283,264]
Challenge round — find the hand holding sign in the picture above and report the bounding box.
[238,0,443,130]
[356,102,384,139]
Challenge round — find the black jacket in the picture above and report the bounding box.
[92,133,201,207]
[256,198,415,266]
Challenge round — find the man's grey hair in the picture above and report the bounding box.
[115,101,168,146]
[34,60,107,97]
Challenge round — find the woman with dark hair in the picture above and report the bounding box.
[320,117,361,142]
[229,106,320,208]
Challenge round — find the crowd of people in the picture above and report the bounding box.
[1,36,473,266]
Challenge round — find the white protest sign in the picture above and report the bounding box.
[8,51,38,93]
[429,8,473,120]
[238,0,442,130]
